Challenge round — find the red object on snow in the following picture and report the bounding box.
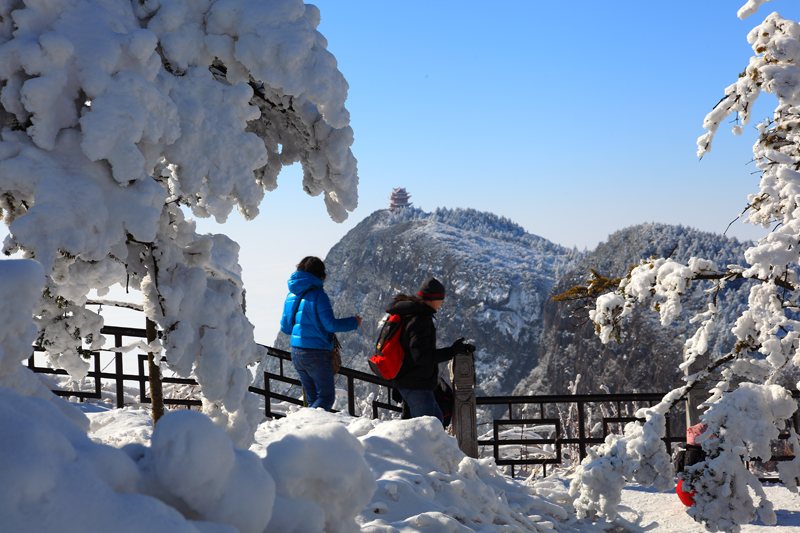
[676,478,696,506]
[677,422,706,506]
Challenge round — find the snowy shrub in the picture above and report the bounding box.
[683,384,795,531]
[569,403,673,521]
[0,259,42,377]
[0,258,88,423]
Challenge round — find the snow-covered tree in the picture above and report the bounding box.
[568,1,800,531]
[0,0,358,446]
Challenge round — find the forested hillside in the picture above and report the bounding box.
[515,223,752,395]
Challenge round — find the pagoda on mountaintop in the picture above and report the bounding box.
[389,187,412,212]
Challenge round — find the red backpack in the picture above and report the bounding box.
[368,314,406,379]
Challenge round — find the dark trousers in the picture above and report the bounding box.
[396,387,443,423]
[291,347,335,410]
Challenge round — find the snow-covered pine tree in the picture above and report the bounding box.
[569,1,800,531]
[0,0,357,446]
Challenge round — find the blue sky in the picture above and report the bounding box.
[205,1,800,341]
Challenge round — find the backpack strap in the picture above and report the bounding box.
[290,287,316,328]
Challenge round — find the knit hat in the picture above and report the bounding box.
[417,277,446,301]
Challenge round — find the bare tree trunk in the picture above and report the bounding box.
[146,317,164,424]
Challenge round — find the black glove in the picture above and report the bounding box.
[391,388,403,404]
[451,337,476,355]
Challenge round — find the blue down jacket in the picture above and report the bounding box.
[280,270,358,350]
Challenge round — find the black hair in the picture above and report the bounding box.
[297,256,326,280]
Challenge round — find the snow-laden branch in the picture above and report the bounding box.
[0,0,359,445]
[738,0,775,20]
[570,3,800,530]
[86,299,145,312]
[569,402,674,521]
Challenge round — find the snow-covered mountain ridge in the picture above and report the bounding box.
[299,207,579,395]
[278,208,752,397]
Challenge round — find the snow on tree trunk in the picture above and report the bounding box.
[0,0,358,446]
[0,259,43,378]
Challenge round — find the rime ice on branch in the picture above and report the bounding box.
[571,3,800,531]
[0,0,358,445]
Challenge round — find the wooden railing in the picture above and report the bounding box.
[28,326,404,418]
[28,326,202,408]
[28,325,797,479]
[249,345,402,419]
[474,392,686,478]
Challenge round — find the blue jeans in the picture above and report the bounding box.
[292,347,335,410]
[396,387,442,423]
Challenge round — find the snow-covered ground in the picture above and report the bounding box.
[82,403,800,532]
[4,258,800,532]
[617,485,800,532]
[83,403,575,532]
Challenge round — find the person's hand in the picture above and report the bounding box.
[451,337,475,354]
[355,315,362,327]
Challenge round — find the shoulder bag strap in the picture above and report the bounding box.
[290,288,315,328]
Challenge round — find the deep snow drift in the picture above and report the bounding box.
[2,384,576,532]
[16,398,800,533]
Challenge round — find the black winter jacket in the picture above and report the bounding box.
[388,297,455,390]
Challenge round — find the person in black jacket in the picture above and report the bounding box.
[389,277,473,424]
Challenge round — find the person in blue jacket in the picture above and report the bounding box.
[280,256,361,410]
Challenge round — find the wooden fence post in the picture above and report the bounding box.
[452,353,478,458]
[146,317,164,424]
[685,351,710,429]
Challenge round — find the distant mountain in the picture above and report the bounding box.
[514,222,752,396]
[272,210,754,399]
[297,207,579,395]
